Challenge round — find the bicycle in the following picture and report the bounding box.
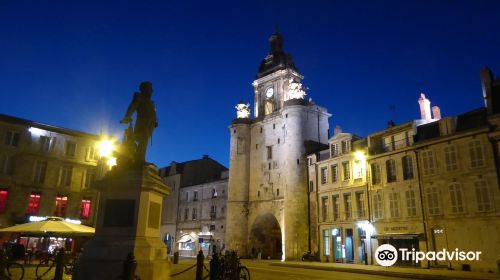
[0,248,25,280]
[35,250,78,279]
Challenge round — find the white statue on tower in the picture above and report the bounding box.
[287,77,307,100]
[235,102,251,119]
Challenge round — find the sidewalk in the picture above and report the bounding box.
[269,261,500,280]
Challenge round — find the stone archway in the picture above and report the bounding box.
[249,213,282,259]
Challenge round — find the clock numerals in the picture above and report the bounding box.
[265,87,274,98]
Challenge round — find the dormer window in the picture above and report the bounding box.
[330,144,338,157]
[341,140,350,154]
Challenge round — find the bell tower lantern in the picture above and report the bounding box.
[253,31,303,118]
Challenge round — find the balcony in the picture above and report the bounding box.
[383,138,411,152]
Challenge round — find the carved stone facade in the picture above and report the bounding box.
[226,32,331,260]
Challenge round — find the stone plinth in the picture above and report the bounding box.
[73,164,171,280]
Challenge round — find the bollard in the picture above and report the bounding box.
[53,249,65,280]
[196,250,204,280]
[122,252,137,280]
[173,251,179,264]
[209,253,218,280]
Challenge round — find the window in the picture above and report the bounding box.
[86,146,97,161]
[192,208,197,220]
[426,186,440,215]
[84,169,96,189]
[353,160,364,179]
[27,193,41,215]
[276,188,279,196]
[4,131,20,147]
[344,193,352,220]
[0,154,14,175]
[373,193,383,219]
[330,144,338,157]
[267,146,273,160]
[81,199,91,219]
[386,159,396,183]
[371,163,381,185]
[184,208,189,220]
[34,160,47,184]
[39,136,54,153]
[320,167,327,184]
[474,180,491,212]
[332,195,340,221]
[221,207,225,215]
[341,140,350,154]
[0,189,8,213]
[54,195,68,217]
[209,225,216,231]
[321,196,328,222]
[193,191,198,201]
[389,192,400,218]
[257,190,260,198]
[60,166,73,187]
[402,156,414,180]
[323,230,330,256]
[185,192,189,201]
[448,183,464,213]
[469,140,484,168]
[355,192,365,219]
[65,141,76,157]
[237,137,245,154]
[444,146,458,171]
[421,150,436,175]
[342,161,350,180]
[211,188,217,198]
[210,205,217,219]
[331,164,338,182]
[405,190,417,217]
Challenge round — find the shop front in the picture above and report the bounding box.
[372,222,425,267]
[177,234,196,257]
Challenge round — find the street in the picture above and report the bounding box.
[170,259,408,280]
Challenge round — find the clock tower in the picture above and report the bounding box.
[226,31,331,260]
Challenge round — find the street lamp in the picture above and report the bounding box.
[97,137,117,168]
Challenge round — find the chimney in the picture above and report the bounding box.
[432,106,441,120]
[334,125,342,135]
[203,155,209,159]
[387,120,395,128]
[418,92,432,121]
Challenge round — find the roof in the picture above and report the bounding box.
[257,32,298,78]
[415,108,488,142]
[0,113,99,139]
[159,155,228,188]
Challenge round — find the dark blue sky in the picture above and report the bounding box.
[1,0,499,167]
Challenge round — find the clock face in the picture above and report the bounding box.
[265,87,274,98]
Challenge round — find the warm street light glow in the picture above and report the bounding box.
[107,157,117,167]
[98,138,115,158]
[355,151,366,161]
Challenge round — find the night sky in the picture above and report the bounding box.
[1,0,499,167]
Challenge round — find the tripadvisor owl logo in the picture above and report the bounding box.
[374,244,398,267]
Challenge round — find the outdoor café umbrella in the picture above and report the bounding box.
[0,217,95,236]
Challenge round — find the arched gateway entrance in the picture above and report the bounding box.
[249,213,282,259]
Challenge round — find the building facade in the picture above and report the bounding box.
[309,71,500,272]
[0,114,106,229]
[308,128,371,264]
[226,32,331,260]
[159,155,228,257]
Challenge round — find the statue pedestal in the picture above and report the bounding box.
[73,164,171,280]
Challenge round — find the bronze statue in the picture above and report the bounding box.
[120,81,158,163]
